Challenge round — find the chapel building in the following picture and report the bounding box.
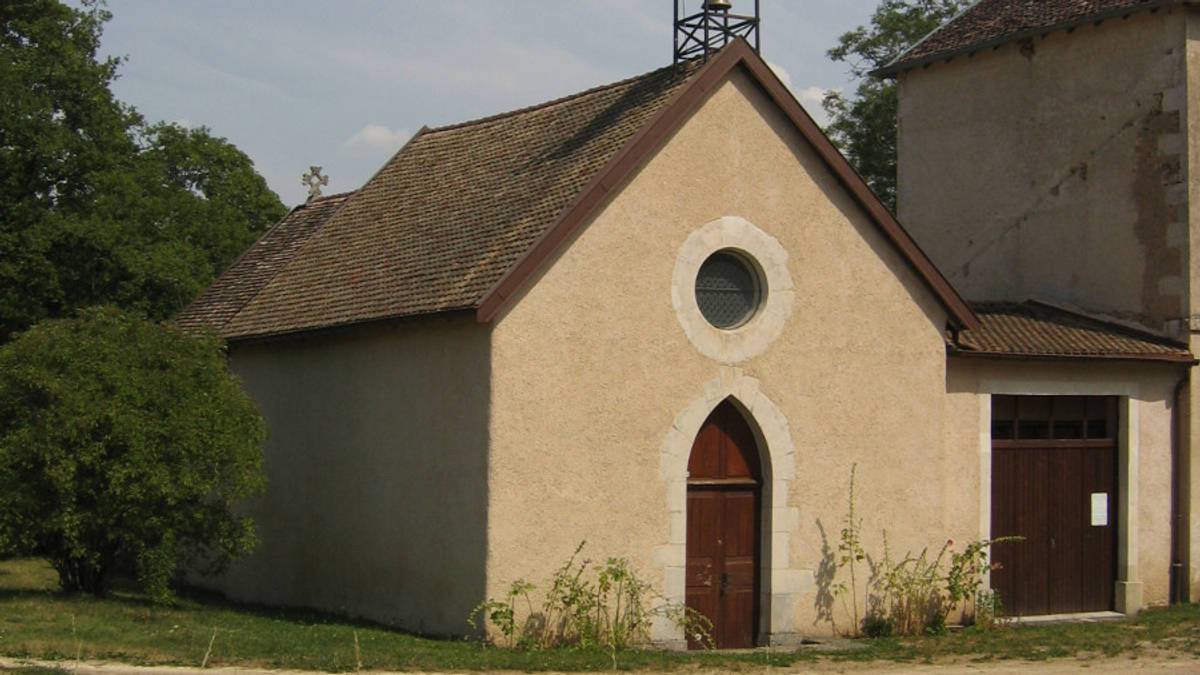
[177,0,1198,648]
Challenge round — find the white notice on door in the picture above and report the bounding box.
[1091,492,1109,526]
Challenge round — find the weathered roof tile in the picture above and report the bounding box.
[880,0,1168,76]
[206,60,704,340]
[175,192,352,335]
[954,301,1193,362]
[177,41,983,340]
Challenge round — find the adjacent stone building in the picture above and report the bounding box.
[879,0,1200,610]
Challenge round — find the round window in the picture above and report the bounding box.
[694,250,763,329]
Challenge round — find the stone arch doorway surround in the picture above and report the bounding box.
[653,368,808,648]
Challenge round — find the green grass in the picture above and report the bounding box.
[826,604,1200,663]
[1,558,1198,671]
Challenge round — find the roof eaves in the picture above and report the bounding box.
[947,345,1197,365]
[872,0,985,78]
[224,308,477,346]
[873,0,1182,78]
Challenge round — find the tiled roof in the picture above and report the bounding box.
[210,59,705,340]
[953,301,1193,362]
[175,192,351,335]
[177,40,982,340]
[879,0,1170,75]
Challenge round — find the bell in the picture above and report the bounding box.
[704,0,733,11]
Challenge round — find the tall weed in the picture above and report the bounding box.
[832,467,1021,637]
[469,541,713,651]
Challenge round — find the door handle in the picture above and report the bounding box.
[719,572,729,595]
[1050,537,1056,549]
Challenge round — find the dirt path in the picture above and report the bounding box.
[3,654,1199,675]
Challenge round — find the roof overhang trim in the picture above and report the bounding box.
[947,346,1197,365]
[874,0,1185,78]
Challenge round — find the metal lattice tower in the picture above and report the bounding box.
[674,0,760,63]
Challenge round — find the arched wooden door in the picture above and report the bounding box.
[685,400,762,649]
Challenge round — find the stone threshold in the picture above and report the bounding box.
[1009,610,1126,625]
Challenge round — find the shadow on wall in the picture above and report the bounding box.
[209,315,492,638]
[813,518,836,630]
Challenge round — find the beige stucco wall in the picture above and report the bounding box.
[487,68,975,642]
[210,316,491,636]
[897,8,1189,328]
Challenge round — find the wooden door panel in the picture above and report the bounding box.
[989,448,1016,613]
[992,447,1049,616]
[1079,446,1116,611]
[721,407,758,480]
[1050,448,1084,613]
[687,491,721,589]
[685,588,718,651]
[991,396,1117,617]
[688,422,723,479]
[685,401,761,649]
[722,494,757,588]
[721,587,756,648]
[723,492,757,555]
[686,491,720,649]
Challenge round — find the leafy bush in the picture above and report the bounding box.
[0,307,266,600]
[469,541,713,652]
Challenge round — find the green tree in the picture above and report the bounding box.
[822,0,970,211]
[0,307,266,599]
[0,0,286,341]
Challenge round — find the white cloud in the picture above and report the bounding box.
[795,85,838,128]
[341,124,411,154]
[795,85,831,109]
[767,61,793,90]
[767,63,835,126]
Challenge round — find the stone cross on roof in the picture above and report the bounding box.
[302,166,329,201]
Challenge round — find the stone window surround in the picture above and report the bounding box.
[976,378,1143,615]
[672,216,794,364]
[652,367,810,648]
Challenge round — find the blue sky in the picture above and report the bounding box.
[89,1,882,206]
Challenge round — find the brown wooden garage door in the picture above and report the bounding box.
[990,395,1117,616]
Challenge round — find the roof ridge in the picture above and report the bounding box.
[299,190,355,207]
[423,59,704,135]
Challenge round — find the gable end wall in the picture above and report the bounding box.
[486,69,974,640]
